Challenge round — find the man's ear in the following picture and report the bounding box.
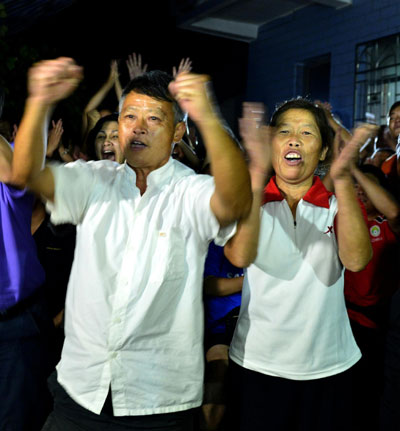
[173,121,186,143]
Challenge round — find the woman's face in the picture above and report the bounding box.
[272,108,327,188]
[94,121,123,163]
[389,106,400,139]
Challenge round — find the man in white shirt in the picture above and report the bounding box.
[14,58,252,430]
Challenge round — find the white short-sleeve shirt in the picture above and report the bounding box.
[46,158,236,415]
[229,176,361,380]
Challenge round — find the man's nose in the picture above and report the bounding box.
[133,117,147,135]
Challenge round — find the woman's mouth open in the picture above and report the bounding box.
[102,150,116,161]
[284,151,302,166]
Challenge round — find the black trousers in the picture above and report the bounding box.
[226,359,355,431]
[350,320,384,431]
[380,288,400,431]
[42,371,195,431]
[0,292,54,431]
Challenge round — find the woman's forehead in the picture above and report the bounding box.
[277,109,318,127]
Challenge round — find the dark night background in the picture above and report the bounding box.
[0,0,248,142]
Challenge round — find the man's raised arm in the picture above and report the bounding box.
[169,73,252,226]
[12,57,82,197]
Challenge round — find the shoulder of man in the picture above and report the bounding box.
[50,159,120,181]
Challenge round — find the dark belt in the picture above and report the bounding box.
[0,289,43,321]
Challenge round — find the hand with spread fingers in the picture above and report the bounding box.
[126,52,148,80]
[172,57,192,78]
[47,119,64,157]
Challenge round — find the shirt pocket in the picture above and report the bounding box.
[150,227,186,283]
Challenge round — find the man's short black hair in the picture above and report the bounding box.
[119,70,184,124]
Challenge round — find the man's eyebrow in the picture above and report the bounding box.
[123,106,167,116]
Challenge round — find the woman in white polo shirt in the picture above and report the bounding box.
[225,99,376,431]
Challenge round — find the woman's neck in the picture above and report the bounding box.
[276,176,314,218]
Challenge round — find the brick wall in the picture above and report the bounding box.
[247,0,400,128]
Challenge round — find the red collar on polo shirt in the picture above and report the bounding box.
[263,176,334,209]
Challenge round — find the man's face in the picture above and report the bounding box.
[118,91,184,172]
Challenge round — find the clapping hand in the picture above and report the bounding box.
[28,57,83,105]
[239,102,272,189]
[330,124,378,182]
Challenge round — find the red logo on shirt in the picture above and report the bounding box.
[324,226,333,234]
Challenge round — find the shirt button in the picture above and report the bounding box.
[110,352,117,359]
[114,317,121,324]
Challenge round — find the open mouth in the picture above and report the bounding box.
[129,140,147,151]
[284,151,302,165]
[102,150,116,161]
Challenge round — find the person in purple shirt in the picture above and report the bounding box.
[0,131,54,429]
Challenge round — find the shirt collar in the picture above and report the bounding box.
[146,157,175,187]
[263,175,333,209]
[122,157,193,189]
